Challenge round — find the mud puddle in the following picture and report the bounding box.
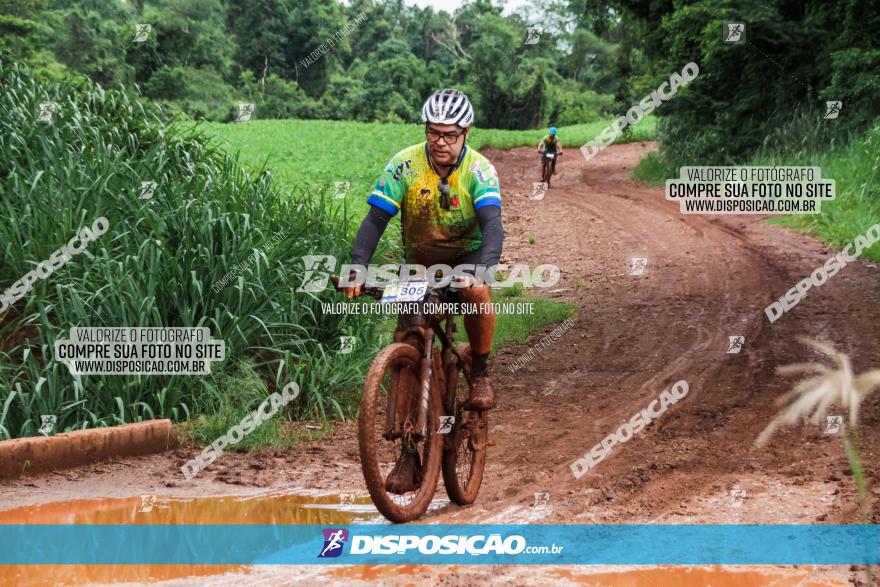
[0,491,379,525]
[0,492,376,586]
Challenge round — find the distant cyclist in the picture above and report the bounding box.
[537,127,563,186]
[342,88,504,494]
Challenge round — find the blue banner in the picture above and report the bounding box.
[2,524,877,565]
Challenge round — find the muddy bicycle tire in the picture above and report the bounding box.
[442,344,488,505]
[358,342,443,523]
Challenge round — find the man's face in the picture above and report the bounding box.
[425,123,469,166]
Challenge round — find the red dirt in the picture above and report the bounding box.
[2,142,878,586]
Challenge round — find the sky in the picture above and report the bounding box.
[402,0,532,14]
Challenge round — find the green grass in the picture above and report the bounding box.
[180,360,335,452]
[760,122,880,261]
[182,360,289,451]
[482,286,575,351]
[197,116,658,221]
[468,116,658,151]
[631,119,880,261]
[631,150,673,186]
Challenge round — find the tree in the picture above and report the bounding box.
[333,39,440,123]
[53,4,134,86]
[238,70,320,119]
[0,0,52,62]
[228,0,348,97]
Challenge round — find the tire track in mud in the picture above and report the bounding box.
[426,141,880,529]
[430,142,756,525]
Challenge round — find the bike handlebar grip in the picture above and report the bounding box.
[330,273,386,300]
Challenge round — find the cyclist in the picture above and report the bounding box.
[537,127,563,186]
[342,88,504,493]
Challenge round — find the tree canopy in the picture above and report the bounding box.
[2,0,877,163]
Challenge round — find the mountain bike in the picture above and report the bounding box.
[540,151,562,187]
[331,276,489,523]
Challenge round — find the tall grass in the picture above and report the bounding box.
[0,61,384,440]
[758,119,880,260]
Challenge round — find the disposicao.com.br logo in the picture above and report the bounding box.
[297,255,560,292]
[318,528,348,558]
[317,529,563,557]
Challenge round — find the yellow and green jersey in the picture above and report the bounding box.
[367,143,501,266]
[538,134,561,152]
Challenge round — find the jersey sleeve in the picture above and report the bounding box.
[367,155,406,216]
[471,157,501,209]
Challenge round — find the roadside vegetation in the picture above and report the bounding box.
[622,1,879,260]
[632,118,880,261]
[0,63,584,444]
[0,62,380,441]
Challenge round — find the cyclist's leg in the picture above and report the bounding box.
[459,284,494,361]
[451,251,496,361]
[458,284,497,409]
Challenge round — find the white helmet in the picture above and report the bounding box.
[421,88,474,128]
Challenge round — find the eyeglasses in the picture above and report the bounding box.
[425,128,466,144]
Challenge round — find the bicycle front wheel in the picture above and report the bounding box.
[442,344,488,505]
[358,343,442,523]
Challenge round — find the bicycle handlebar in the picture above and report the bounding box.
[330,274,464,301]
[330,275,384,300]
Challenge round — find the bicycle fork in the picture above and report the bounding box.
[415,335,433,439]
[384,329,436,445]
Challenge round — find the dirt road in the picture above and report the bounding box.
[2,142,878,586]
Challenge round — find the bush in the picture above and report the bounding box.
[549,79,616,126]
[632,0,880,166]
[820,48,880,134]
[762,119,880,261]
[143,65,236,121]
[237,70,321,120]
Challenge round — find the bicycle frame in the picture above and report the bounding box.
[332,275,468,444]
[389,289,469,441]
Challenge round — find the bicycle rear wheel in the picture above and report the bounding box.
[442,344,488,505]
[359,342,442,523]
